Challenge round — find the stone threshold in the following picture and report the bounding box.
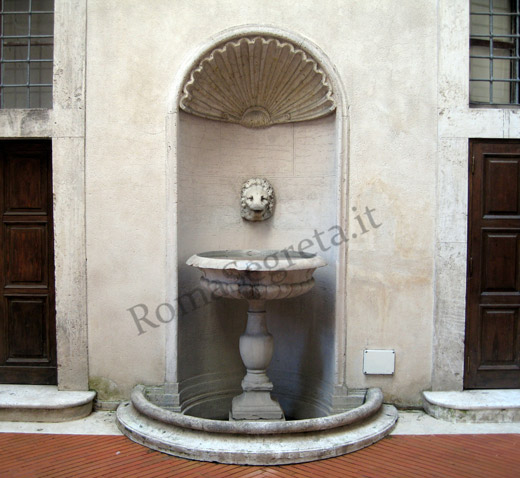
[423,390,520,423]
[0,385,96,422]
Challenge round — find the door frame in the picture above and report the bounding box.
[0,139,57,384]
[433,135,520,393]
[464,138,520,389]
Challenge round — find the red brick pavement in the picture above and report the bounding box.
[0,433,519,477]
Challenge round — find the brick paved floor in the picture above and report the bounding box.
[0,433,519,477]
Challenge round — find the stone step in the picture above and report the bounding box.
[0,385,96,422]
[423,390,520,423]
[117,385,398,465]
[117,401,398,465]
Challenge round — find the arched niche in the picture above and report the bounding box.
[165,25,349,418]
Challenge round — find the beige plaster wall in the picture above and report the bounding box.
[85,0,437,405]
[343,2,437,405]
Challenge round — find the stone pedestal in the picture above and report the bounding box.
[186,250,327,422]
[231,300,284,421]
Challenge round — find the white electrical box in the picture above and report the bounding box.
[363,349,395,375]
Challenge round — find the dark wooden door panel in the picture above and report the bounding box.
[0,140,56,384]
[6,296,49,360]
[5,154,48,213]
[481,230,520,294]
[483,156,520,216]
[466,140,520,389]
[470,306,520,388]
[5,224,48,286]
[479,307,519,365]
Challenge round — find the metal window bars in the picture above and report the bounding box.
[470,0,520,105]
[0,0,54,108]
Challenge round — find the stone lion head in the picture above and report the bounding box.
[240,178,275,221]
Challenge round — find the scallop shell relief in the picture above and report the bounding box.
[179,36,336,128]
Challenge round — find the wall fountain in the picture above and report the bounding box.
[116,26,398,464]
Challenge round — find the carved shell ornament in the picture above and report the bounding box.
[179,36,336,128]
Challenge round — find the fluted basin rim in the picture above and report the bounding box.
[130,385,383,435]
[186,249,327,272]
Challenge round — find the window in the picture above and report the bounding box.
[470,0,520,105]
[0,0,53,109]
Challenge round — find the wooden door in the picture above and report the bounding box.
[0,140,56,384]
[465,139,520,389]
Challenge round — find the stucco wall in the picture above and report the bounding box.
[85,0,437,405]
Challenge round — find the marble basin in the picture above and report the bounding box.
[186,249,326,301]
[187,249,326,421]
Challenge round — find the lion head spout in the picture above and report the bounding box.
[240,178,275,222]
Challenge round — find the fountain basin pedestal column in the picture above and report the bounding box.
[231,299,284,421]
[187,249,327,421]
[116,249,399,463]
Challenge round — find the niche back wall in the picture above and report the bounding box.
[177,111,339,418]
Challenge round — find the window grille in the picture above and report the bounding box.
[470,0,520,105]
[0,0,53,109]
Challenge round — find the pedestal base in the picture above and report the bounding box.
[230,391,285,421]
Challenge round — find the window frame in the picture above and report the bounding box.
[0,0,54,109]
[470,0,520,107]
